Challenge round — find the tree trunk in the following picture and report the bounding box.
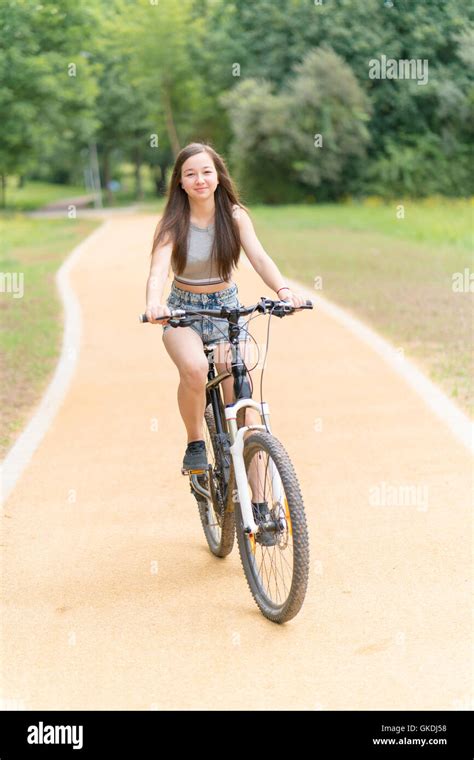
[102,150,113,206]
[0,174,6,209]
[152,166,160,196]
[161,84,181,159]
[134,146,143,201]
[155,162,169,195]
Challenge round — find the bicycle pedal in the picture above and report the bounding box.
[181,465,210,476]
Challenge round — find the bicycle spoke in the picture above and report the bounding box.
[202,412,222,542]
[243,445,296,608]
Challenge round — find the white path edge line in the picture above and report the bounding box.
[0,220,112,507]
[241,256,473,456]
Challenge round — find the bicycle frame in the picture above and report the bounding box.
[139,298,311,537]
[140,295,314,621]
[202,312,285,536]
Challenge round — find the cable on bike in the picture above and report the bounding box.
[172,306,260,378]
[258,307,274,435]
[171,307,253,346]
[169,302,280,436]
[218,308,264,401]
[219,312,261,373]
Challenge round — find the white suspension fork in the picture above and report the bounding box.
[225,399,284,534]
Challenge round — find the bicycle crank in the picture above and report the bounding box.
[187,465,212,501]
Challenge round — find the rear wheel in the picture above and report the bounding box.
[193,403,235,557]
[235,431,309,623]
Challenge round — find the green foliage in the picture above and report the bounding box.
[199,0,473,198]
[0,0,99,190]
[366,134,473,198]
[221,47,371,201]
[1,0,472,200]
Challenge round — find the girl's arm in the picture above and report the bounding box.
[146,240,173,306]
[145,240,173,323]
[234,207,307,307]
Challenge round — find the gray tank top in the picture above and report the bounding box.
[172,222,225,286]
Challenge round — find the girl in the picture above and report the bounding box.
[145,141,307,476]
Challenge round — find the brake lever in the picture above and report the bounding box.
[271,303,294,318]
[168,316,199,328]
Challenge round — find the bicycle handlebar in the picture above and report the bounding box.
[139,297,314,324]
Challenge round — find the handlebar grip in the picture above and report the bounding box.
[139,308,186,323]
[281,299,314,308]
[139,313,171,323]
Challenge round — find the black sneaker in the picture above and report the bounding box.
[252,500,278,547]
[182,440,208,473]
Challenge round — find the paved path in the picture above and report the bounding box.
[1,214,471,710]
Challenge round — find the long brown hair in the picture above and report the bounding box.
[150,142,248,282]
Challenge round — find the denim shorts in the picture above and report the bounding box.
[162,281,248,345]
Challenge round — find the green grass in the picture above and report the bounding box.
[2,178,91,211]
[0,216,101,457]
[246,201,473,416]
[249,198,473,250]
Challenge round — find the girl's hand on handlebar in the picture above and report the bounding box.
[145,303,171,324]
[279,289,307,310]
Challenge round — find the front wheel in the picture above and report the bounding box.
[235,431,310,623]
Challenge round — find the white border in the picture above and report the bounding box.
[0,220,111,507]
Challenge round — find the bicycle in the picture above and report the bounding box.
[140,296,313,623]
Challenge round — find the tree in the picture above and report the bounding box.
[221,47,371,202]
[0,0,99,206]
[194,0,473,197]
